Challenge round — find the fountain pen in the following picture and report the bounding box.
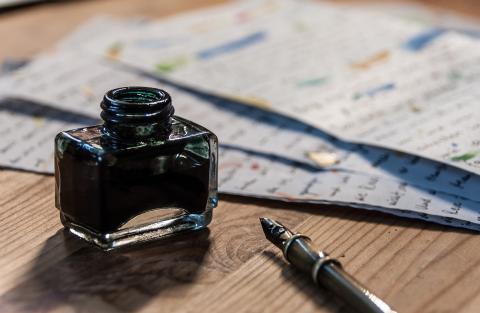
[260,217,396,313]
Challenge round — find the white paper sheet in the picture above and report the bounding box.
[0,96,478,231]
[1,51,480,232]
[1,51,480,203]
[0,95,479,232]
[3,0,480,230]
[219,148,480,231]
[72,1,480,175]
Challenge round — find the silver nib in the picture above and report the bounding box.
[259,217,294,249]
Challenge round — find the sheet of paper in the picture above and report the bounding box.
[1,50,480,203]
[2,48,480,230]
[72,1,480,175]
[76,0,424,102]
[219,149,480,231]
[291,33,480,172]
[0,52,480,200]
[0,96,478,232]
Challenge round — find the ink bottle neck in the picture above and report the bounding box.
[101,86,174,141]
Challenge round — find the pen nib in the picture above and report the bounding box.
[259,217,293,249]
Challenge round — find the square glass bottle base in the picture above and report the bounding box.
[60,210,213,250]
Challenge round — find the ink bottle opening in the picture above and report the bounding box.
[55,87,218,250]
[101,87,174,140]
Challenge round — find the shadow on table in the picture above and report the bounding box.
[0,0,93,15]
[1,227,211,313]
[263,250,351,313]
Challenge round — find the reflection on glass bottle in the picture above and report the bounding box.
[55,87,218,250]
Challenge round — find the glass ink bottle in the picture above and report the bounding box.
[55,87,218,250]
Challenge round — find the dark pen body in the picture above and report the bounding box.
[260,217,396,313]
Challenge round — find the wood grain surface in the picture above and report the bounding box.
[1,1,480,312]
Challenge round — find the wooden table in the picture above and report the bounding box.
[1,1,480,312]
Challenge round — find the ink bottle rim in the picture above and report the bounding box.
[100,86,175,140]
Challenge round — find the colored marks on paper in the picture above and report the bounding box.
[155,56,188,74]
[235,1,278,24]
[250,162,260,170]
[32,117,46,127]
[451,151,480,162]
[353,83,395,100]
[402,28,446,52]
[448,69,462,81]
[80,85,95,101]
[408,101,422,113]
[225,94,271,109]
[106,42,123,59]
[307,151,339,168]
[292,20,309,32]
[296,77,328,88]
[196,31,266,60]
[350,50,390,70]
[219,160,243,170]
[236,11,251,24]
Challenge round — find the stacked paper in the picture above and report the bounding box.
[1,0,480,230]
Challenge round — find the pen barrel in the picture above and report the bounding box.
[286,238,395,313]
[317,263,395,313]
